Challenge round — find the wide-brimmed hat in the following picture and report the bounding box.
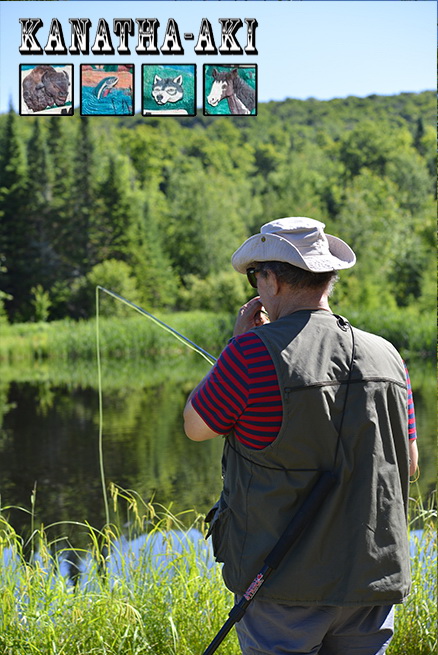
[231,217,356,273]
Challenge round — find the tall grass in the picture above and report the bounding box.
[388,491,437,655]
[0,487,240,655]
[0,305,434,364]
[340,305,435,358]
[0,313,234,364]
[0,487,436,655]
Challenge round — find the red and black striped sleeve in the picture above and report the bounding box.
[404,363,417,441]
[191,332,283,449]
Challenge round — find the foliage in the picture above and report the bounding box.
[177,271,249,313]
[0,91,435,324]
[0,495,240,655]
[0,107,30,321]
[31,284,51,322]
[2,297,437,365]
[388,494,437,655]
[69,259,142,319]
[0,303,434,365]
[0,292,9,325]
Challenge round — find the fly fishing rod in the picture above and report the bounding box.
[201,470,338,655]
[95,286,217,526]
[96,286,217,366]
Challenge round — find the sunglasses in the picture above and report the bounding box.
[246,267,261,289]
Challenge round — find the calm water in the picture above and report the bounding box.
[0,356,435,548]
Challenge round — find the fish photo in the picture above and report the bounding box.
[80,64,134,116]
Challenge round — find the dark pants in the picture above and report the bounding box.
[235,599,394,655]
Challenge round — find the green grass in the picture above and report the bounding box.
[339,305,435,359]
[0,488,436,655]
[0,305,434,365]
[388,493,437,655]
[0,488,240,655]
[0,312,234,364]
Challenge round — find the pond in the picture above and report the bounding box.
[0,354,435,548]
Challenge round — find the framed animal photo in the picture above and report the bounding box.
[80,65,134,116]
[203,65,257,117]
[19,64,73,116]
[142,64,196,117]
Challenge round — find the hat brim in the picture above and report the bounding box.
[231,232,356,274]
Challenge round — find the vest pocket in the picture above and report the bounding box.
[205,494,231,563]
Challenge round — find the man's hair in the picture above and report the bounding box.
[256,261,338,293]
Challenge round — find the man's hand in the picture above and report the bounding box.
[233,296,269,337]
[409,439,418,477]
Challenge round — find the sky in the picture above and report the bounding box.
[0,1,436,113]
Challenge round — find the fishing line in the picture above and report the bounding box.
[96,287,110,527]
[97,286,217,366]
[95,285,217,526]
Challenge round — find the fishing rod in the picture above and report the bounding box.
[201,471,338,655]
[95,286,217,527]
[96,286,217,366]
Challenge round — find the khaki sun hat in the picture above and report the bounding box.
[231,217,356,274]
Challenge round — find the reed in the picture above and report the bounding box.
[0,305,434,364]
[0,489,239,655]
[0,488,436,655]
[388,492,437,655]
[0,312,234,364]
[337,305,435,358]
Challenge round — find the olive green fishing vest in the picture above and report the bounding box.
[208,310,410,606]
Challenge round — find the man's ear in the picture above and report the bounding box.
[265,269,281,296]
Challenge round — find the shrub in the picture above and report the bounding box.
[31,285,51,322]
[70,260,142,319]
[177,271,249,313]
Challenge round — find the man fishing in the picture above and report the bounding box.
[183,217,418,655]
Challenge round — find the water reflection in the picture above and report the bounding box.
[0,357,223,546]
[0,356,435,549]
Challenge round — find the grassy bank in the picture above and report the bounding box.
[0,312,234,364]
[0,489,436,655]
[0,306,434,364]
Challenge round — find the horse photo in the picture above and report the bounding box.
[204,66,257,116]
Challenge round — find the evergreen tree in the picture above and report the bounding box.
[413,117,425,155]
[46,117,75,244]
[0,106,30,321]
[44,117,78,316]
[70,117,97,276]
[98,153,177,308]
[96,154,140,263]
[26,119,58,301]
[135,197,178,309]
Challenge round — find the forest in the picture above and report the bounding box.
[0,90,435,326]
[0,91,436,655]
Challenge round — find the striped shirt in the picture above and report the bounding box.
[192,332,417,450]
